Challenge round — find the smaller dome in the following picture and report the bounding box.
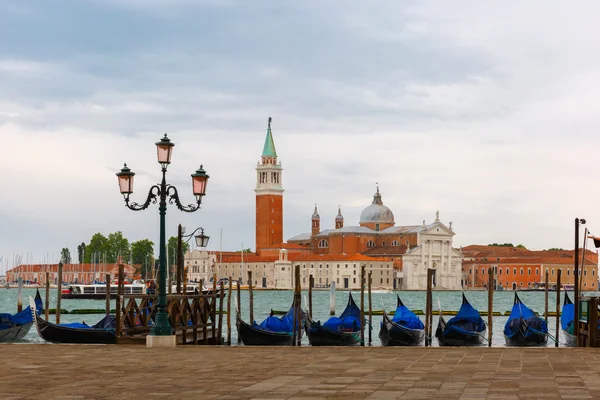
[359,187,394,224]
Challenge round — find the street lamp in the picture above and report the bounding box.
[116,134,209,341]
[574,217,586,346]
[176,225,210,294]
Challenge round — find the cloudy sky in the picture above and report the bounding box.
[2,0,599,268]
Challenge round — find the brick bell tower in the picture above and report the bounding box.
[255,117,284,253]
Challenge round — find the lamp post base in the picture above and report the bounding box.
[146,334,176,348]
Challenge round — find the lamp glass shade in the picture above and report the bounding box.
[116,164,135,195]
[195,232,210,248]
[192,165,209,197]
[155,134,174,165]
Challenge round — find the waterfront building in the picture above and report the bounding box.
[6,261,137,284]
[461,245,599,290]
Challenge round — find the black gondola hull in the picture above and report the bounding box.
[504,331,548,346]
[563,330,577,347]
[435,318,486,346]
[236,313,298,346]
[306,321,360,346]
[34,314,116,344]
[0,322,33,342]
[379,312,424,346]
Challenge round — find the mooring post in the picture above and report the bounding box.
[556,269,561,348]
[368,271,373,345]
[544,269,549,323]
[425,269,432,346]
[17,276,23,313]
[168,277,172,295]
[116,264,124,340]
[292,265,300,346]
[308,274,313,319]
[248,271,254,324]
[360,265,365,346]
[237,277,241,344]
[176,223,183,294]
[227,276,232,345]
[56,262,63,324]
[330,280,336,315]
[488,267,494,347]
[212,273,218,342]
[105,273,111,316]
[44,271,50,321]
[218,281,225,345]
[296,265,302,346]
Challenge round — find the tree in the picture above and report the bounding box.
[106,231,131,263]
[236,248,253,253]
[488,243,514,247]
[547,248,565,251]
[131,239,155,279]
[515,244,526,249]
[167,236,189,269]
[60,248,71,264]
[77,242,86,264]
[85,233,108,263]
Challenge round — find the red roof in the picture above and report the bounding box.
[218,252,392,264]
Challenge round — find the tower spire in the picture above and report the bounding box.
[262,117,277,157]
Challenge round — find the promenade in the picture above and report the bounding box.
[2,346,599,399]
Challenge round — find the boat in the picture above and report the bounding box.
[562,293,576,346]
[305,292,361,346]
[435,293,486,346]
[29,297,116,344]
[379,295,425,346]
[62,281,217,299]
[503,293,548,346]
[0,289,43,342]
[237,300,303,346]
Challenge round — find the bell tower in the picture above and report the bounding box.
[255,117,284,253]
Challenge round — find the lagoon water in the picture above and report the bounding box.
[2,288,595,346]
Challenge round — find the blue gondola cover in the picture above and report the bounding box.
[392,305,424,330]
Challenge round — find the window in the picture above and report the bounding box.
[520,268,524,275]
[318,240,328,248]
[380,278,383,284]
[386,278,389,284]
[345,264,348,269]
[519,282,523,286]
[337,278,339,283]
[514,268,517,275]
[584,270,587,276]
[584,282,587,287]
[392,240,399,246]
[353,270,356,275]
[506,268,509,275]
[567,269,570,276]
[482,268,485,275]
[551,269,554,275]
[366,240,375,248]
[375,224,380,231]
[535,268,539,275]
[353,278,356,283]
[499,269,502,275]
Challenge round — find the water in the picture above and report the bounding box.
[2,288,594,346]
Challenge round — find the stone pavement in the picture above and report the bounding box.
[2,346,600,399]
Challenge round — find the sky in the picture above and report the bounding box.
[2,0,600,269]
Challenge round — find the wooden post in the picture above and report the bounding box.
[488,267,494,347]
[425,268,432,346]
[330,280,336,315]
[292,265,300,346]
[17,277,23,312]
[297,266,302,346]
[237,277,241,344]
[212,273,218,342]
[227,277,232,345]
[556,269,561,348]
[544,269,549,323]
[176,223,183,294]
[116,264,124,340]
[248,271,254,324]
[56,262,63,324]
[308,274,313,319]
[168,278,172,295]
[368,271,372,345]
[218,281,225,345]
[360,265,365,346]
[44,272,50,321]
[105,273,111,316]
[574,218,580,346]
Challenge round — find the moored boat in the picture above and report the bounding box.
[379,295,425,346]
[306,292,361,346]
[0,289,43,342]
[237,299,303,346]
[562,293,576,346]
[29,297,116,344]
[436,293,486,346]
[503,293,548,346]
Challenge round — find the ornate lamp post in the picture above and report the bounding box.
[176,225,210,294]
[116,134,209,340]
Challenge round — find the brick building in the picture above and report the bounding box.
[6,261,138,285]
[461,245,599,290]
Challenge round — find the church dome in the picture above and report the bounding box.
[359,187,394,224]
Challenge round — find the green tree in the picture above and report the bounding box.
[236,248,253,253]
[167,236,189,268]
[85,233,108,263]
[60,248,71,264]
[106,231,130,263]
[77,242,86,264]
[131,239,155,279]
[515,244,526,249]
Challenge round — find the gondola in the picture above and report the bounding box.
[379,295,425,346]
[0,289,43,342]
[306,292,361,346]
[436,293,486,346]
[29,297,116,344]
[503,292,548,346]
[237,300,304,346]
[562,293,576,347]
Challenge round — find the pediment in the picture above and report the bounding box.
[422,222,454,236]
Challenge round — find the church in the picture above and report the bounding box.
[186,119,463,290]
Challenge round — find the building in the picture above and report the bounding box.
[6,262,138,285]
[461,245,599,290]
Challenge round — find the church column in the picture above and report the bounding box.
[447,241,452,280]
